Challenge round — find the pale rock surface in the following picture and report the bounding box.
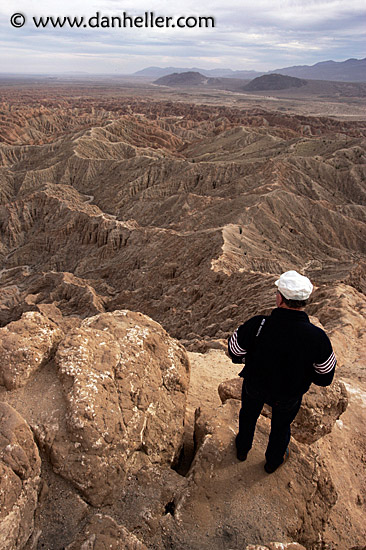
[246,544,306,550]
[0,402,41,550]
[167,399,337,550]
[183,344,365,550]
[65,514,147,550]
[34,310,190,506]
[314,380,366,548]
[307,284,366,382]
[113,460,189,548]
[218,377,348,444]
[0,311,63,390]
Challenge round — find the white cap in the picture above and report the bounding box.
[275,270,313,300]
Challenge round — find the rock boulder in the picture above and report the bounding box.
[35,310,190,506]
[0,311,63,390]
[0,402,41,550]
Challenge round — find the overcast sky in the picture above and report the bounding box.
[0,0,365,74]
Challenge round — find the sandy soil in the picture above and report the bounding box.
[180,348,239,472]
[187,348,238,418]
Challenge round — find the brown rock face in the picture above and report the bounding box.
[65,514,148,550]
[0,311,63,390]
[35,310,190,506]
[218,377,348,444]
[26,271,107,318]
[292,380,348,444]
[0,402,41,550]
[218,377,243,404]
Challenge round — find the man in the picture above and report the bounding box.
[228,270,336,473]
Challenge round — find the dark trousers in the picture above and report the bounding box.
[236,381,302,467]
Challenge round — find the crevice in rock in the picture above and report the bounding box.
[171,439,196,477]
[22,446,90,550]
[164,500,176,516]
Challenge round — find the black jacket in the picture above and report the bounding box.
[228,308,336,400]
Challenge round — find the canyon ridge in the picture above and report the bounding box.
[0,77,365,550]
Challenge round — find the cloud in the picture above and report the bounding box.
[0,0,365,73]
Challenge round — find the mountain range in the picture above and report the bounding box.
[135,57,366,82]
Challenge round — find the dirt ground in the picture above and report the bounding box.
[176,347,239,475]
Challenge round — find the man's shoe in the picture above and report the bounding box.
[235,435,248,462]
[236,449,248,462]
[264,447,290,474]
[264,461,279,473]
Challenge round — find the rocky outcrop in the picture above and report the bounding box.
[65,514,147,550]
[218,377,348,444]
[168,399,337,550]
[26,271,107,318]
[0,311,63,390]
[218,377,243,404]
[291,381,348,444]
[0,403,41,550]
[0,267,108,327]
[34,310,190,506]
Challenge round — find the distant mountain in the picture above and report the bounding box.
[135,58,366,82]
[153,72,254,91]
[273,58,366,82]
[135,67,187,77]
[135,66,262,79]
[243,74,307,91]
[154,72,208,87]
[153,71,366,98]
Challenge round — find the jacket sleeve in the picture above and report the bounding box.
[228,328,247,363]
[228,316,265,364]
[312,333,337,386]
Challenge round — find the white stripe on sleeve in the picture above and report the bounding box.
[314,351,336,374]
[229,330,247,357]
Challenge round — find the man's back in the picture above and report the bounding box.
[229,307,336,400]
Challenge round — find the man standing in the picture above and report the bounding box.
[228,271,336,473]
